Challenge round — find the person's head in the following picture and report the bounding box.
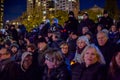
[52,18,58,24]
[68,11,74,17]
[10,25,16,30]
[27,44,36,53]
[0,47,11,61]
[77,36,89,49]
[71,32,78,40]
[103,10,109,17]
[97,24,104,32]
[84,32,93,42]
[52,32,61,41]
[83,12,89,20]
[37,37,47,50]
[4,40,11,48]
[60,42,69,54]
[97,31,109,46]
[110,25,117,32]
[21,52,32,71]
[10,43,19,54]
[82,26,89,35]
[44,49,63,69]
[47,30,53,38]
[109,50,120,75]
[80,44,105,67]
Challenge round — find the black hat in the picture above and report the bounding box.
[69,11,74,16]
[37,37,47,43]
[103,10,108,14]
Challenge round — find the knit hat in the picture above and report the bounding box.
[103,10,108,14]
[69,11,74,16]
[10,43,19,49]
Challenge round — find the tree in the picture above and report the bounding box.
[47,10,68,26]
[21,7,43,31]
[104,0,119,20]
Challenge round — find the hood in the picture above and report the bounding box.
[21,52,32,72]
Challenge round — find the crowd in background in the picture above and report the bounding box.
[0,10,120,80]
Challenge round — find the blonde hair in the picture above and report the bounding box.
[60,41,69,48]
[80,44,106,64]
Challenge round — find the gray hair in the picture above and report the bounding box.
[77,36,90,45]
[45,48,63,66]
[80,44,106,64]
[97,30,109,39]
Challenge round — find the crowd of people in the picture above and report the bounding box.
[0,10,120,80]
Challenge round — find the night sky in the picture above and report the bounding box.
[4,0,120,21]
[4,0,26,21]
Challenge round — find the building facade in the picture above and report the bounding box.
[27,0,79,20]
[0,0,4,28]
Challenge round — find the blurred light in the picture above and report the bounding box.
[43,11,46,14]
[12,22,16,25]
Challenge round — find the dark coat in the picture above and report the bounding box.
[42,62,71,80]
[72,62,107,80]
[0,60,19,80]
[107,68,120,80]
[16,64,40,80]
[78,18,95,35]
[99,16,113,30]
[67,38,77,53]
[66,17,79,33]
[37,45,51,77]
[96,40,118,66]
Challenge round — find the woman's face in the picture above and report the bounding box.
[45,59,55,69]
[77,40,87,49]
[82,27,89,34]
[115,52,120,67]
[97,26,102,32]
[84,48,98,67]
[61,45,69,54]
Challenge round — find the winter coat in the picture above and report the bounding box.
[42,62,71,80]
[99,16,113,30]
[107,68,120,80]
[71,62,107,80]
[96,40,118,66]
[0,59,19,80]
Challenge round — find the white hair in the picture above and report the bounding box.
[77,36,90,46]
[97,30,109,39]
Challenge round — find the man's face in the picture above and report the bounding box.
[0,48,10,61]
[22,55,32,70]
[11,47,17,53]
[83,14,88,20]
[97,32,108,46]
[37,42,46,50]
